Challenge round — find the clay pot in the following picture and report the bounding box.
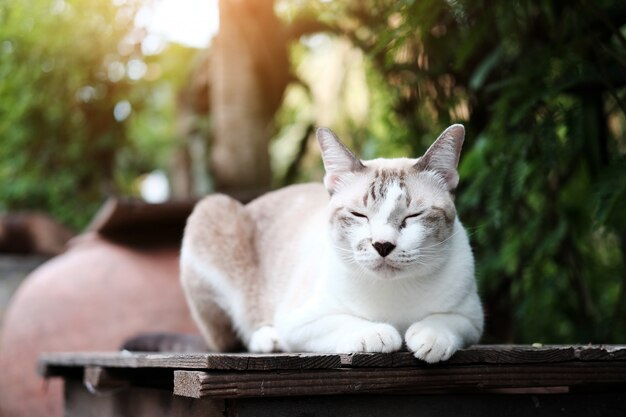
[0,233,196,417]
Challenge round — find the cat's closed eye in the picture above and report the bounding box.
[403,211,425,222]
[350,211,368,219]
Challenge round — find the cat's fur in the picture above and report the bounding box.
[181,125,483,362]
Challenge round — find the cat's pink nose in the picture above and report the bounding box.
[373,241,396,257]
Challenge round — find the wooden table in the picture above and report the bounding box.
[39,345,626,417]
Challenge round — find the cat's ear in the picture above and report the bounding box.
[316,127,365,194]
[414,124,465,191]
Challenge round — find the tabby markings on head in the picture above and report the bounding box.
[364,169,411,209]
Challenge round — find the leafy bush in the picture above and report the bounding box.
[0,0,193,229]
[321,0,626,343]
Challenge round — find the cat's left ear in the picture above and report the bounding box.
[414,124,465,191]
[316,127,365,194]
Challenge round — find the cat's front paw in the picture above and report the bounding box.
[405,322,460,363]
[249,326,282,353]
[336,323,402,353]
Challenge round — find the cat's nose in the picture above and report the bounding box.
[372,241,396,257]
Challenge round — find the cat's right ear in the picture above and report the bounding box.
[316,128,365,195]
[414,124,465,192]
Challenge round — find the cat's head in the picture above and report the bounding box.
[317,125,465,280]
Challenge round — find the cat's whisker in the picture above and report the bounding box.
[419,230,462,251]
[331,245,355,254]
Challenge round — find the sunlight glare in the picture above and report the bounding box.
[139,0,219,49]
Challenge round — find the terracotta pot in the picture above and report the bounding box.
[0,233,196,417]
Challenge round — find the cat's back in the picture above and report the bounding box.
[246,182,328,233]
[246,183,328,288]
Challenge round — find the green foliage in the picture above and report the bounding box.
[1,0,129,228]
[285,0,626,343]
[0,0,196,229]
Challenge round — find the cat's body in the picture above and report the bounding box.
[181,125,483,362]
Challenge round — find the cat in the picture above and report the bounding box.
[180,124,483,363]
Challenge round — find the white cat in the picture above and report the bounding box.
[180,124,483,363]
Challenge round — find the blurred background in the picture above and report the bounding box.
[1,0,626,346]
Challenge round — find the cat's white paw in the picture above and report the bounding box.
[249,326,282,353]
[405,322,460,363]
[336,323,402,353]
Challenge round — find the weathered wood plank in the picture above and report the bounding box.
[174,370,205,399]
[453,345,626,363]
[173,361,626,399]
[345,345,626,367]
[39,345,626,378]
[39,352,343,376]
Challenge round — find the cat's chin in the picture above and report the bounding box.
[367,261,406,280]
[362,259,436,281]
[373,262,401,274]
